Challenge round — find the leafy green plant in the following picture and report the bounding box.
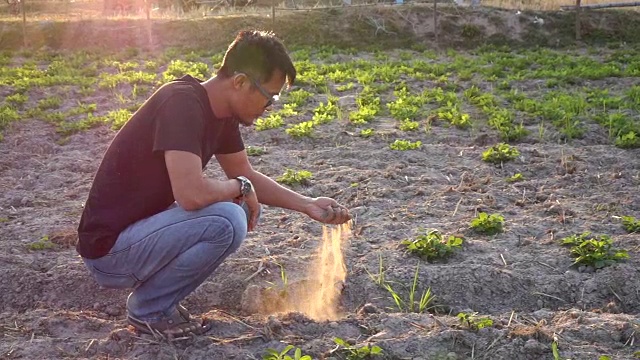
[398,119,420,131]
[333,337,382,360]
[162,60,209,82]
[401,229,463,261]
[255,114,284,131]
[470,212,504,235]
[277,169,312,186]
[615,131,640,149]
[622,215,640,233]
[481,143,520,164]
[389,139,421,151]
[457,312,493,331]
[263,345,311,360]
[286,121,315,137]
[560,232,629,269]
[360,128,374,138]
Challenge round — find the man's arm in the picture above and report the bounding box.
[165,150,241,211]
[215,151,312,212]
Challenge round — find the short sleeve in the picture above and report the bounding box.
[152,90,205,158]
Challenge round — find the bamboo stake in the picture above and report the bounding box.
[575,0,581,41]
[21,0,27,48]
[433,0,438,44]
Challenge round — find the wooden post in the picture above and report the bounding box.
[575,0,581,41]
[271,5,275,25]
[21,0,27,48]
[433,0,438,43]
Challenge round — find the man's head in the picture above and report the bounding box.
[217,30,296,125]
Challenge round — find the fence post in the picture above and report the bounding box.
[271,5,275,25]
[21,0,27,47]
[575,0,581,40]
[433,0,438,43]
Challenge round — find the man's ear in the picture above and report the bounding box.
[232,73,247,90]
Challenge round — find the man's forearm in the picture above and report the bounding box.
[247,170,312,213]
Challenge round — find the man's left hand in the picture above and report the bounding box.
[304,197,351,225]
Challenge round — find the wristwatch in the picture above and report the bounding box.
[235,176,253,197]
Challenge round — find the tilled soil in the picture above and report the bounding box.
[1,45,639,360]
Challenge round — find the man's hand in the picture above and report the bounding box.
[304,197,351,225]
[234,185,260,232]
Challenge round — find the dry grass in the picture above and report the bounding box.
[1,0,638,21]
[480,0,639,10]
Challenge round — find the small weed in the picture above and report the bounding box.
[333,337,382,360]
[27,235,56,251]
[401,229,463,261]
[263,345,311,360]
[560,232,629,269]
[506,173,524,183]
[383,264,436,314]
[277,169,312,186]
[482,143,520,164]
[389,140,421,151]
[38,96,63,110]
[470,212,504,235]
[246,146,266,156]
[105,109,133,130]
[621,215,640,233]
[336,83,355,92]
[457,312,493,331]
[6,93,28,107]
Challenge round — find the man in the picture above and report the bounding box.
[76,30,351,338]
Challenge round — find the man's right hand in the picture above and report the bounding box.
[242,187,260,232]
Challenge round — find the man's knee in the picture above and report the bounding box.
[203,202,248,251]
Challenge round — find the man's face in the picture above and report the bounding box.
[233,70,286,126]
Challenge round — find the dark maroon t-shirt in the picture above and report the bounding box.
[76,75,244,259]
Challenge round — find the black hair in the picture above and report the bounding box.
[217,30,296,87]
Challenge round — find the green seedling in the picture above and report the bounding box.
[263,345,311,360]
[470,212,504,235]
[482,143,520,164]
[401,229,463,261]
[621,215,640,233]
[457,312,493,331]
[333,337,382,360]
[38,96,63,110]
[162,60,209,82]
[382,264,436,313]
[312,99,339,124]
[615,131,640,149]
[246,146,266,156]
[336,82,355,92]
[398,119,420,131]
[27,235,56,251]
[359,128,374,138]
[105,109,133,130]
[365,253,386,287]
[266,262,289,297]
[286,121,315,137]
[560,232,629,269]
[6,93,28,107]
[277,169,312,186]
[389,140,421,151]
[506,173,524,183]
[255,114,284,131]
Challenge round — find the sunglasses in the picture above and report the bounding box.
[239,73,280,108]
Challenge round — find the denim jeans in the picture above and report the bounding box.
[82,201,258,322]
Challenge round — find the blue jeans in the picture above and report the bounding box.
[82,201,257,322]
